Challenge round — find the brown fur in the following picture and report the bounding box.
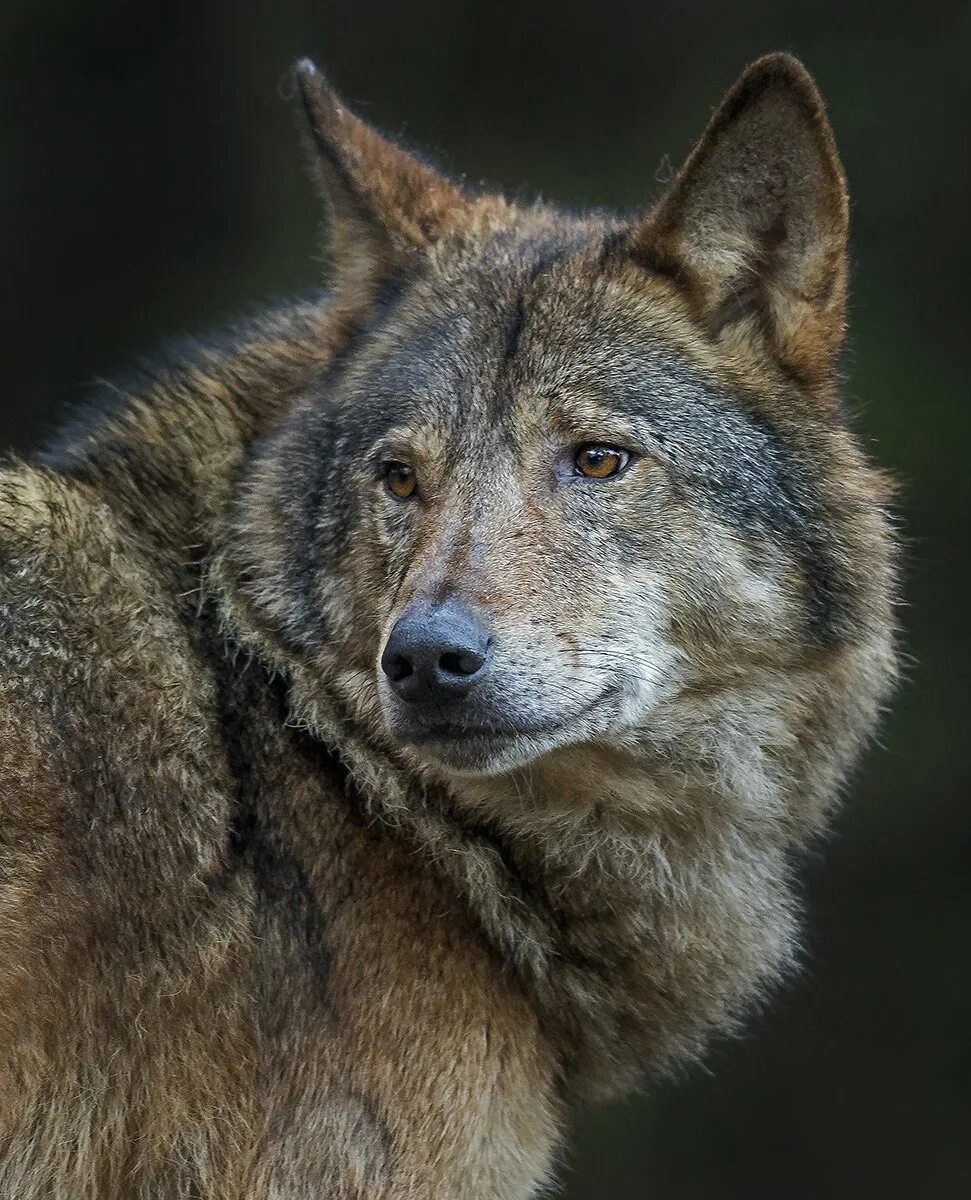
[0,55,896,1197]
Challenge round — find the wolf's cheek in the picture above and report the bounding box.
[590,569,687,729]
[663,521,809,669]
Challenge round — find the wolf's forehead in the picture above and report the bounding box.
[344,263,611,416]
[347,270,709,433]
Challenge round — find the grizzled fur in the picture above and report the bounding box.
[0,54,896,1198]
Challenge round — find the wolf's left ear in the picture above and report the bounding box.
[632,54,848,389]
[293,60,484,303]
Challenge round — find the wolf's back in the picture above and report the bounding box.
[0,302,316,1196]
[0,458,247,1194]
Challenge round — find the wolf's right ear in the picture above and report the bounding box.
[293,60,482,302]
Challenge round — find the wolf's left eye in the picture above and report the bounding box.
[574,445,630,479]
[384,461,418,499]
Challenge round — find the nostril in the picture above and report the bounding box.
[383,653,414,683]
[439,647,486,677]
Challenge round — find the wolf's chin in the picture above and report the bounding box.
[414,731,557,777]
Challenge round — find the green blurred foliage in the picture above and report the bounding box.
[1,2,967,1195]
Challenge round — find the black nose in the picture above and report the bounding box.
[381,600,492,704]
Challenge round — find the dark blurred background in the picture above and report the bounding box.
[1,2,967,1196]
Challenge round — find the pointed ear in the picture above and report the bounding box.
[293,59,480,301]
[632,54,848,389]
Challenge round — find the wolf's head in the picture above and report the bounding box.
[231,55,895,795]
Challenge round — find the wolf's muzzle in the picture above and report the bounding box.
[381,598,493,705]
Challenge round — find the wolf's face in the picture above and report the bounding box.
[315,250,695,775]
[232,58,894,786]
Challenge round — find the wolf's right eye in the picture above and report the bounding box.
[383,461,418,500]
[574,444,630,479]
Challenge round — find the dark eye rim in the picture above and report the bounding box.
[382,459,418,499]
[572,443,635,480]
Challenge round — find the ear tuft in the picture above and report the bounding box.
[292,59,347,171]
[633,53,848,389]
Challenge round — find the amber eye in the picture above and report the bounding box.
[384,461,418,499]
[574,444,630,480]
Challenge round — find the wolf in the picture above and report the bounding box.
[0,52,896,1198]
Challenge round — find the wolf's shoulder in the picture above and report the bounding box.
[0,459,203,743]
[0,460,113,609]
[0,458,133,609]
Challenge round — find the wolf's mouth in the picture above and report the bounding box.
[408,721,559,744]
[397,686,619,748]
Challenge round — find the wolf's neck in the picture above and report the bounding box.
[438,754,795,1098]
[246,654,796,1101]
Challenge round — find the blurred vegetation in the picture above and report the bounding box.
[1,2,967,1196]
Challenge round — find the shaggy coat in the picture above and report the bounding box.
[0,54,896,1198]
